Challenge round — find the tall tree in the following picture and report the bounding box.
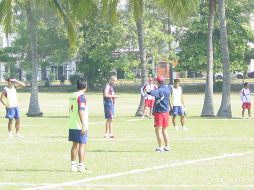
[201,0,216,117]
[217,0,232,117]
[0,0,76,116]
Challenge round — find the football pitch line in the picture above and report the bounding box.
[22,151,254,190]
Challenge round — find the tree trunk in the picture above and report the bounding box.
[135,17,147,117]
[201,0,215,117]
[217,0,232,118]
[26,0,43,116]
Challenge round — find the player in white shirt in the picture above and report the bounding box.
[0,78,25,138]
[240,82,251,118]
[140,76,157,119]
[170,79,188,131]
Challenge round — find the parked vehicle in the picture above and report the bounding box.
[215,72,243,80]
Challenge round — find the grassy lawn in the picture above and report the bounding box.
[0,92,253,190]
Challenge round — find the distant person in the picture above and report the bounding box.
[140,76,157,119]
[240,82,251,118]
[171,79,188,131]
[103,75,118,138]
[68,79,90,173]
[0,78,25,138]
[146,76,171,152]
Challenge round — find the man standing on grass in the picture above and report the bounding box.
[69,79,90,173]
[103,75,118,138]
[146,76,171,152]
[0,78,25,138]
[140,75,157,119]
[171,79,188,131]
[240,82,251,118]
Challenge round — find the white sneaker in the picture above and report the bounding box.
[104,133,109,138]
[78,165,91,173]
[155,147,164,152]
[164,146,170,152]
[8,132,13,138]
[16,133,23,138]
[174,126,179,131]
[182,126,189,131]
[71,164,78,172]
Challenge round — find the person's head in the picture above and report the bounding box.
[148,75,153,84]
[77,78,87,92]
[174,78,180,87]
[6,78,14,87]
[155,76,165,85]
[109,75,117,86]
[244,82,249,89]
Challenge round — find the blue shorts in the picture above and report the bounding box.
[172,106,184,116]
[104,102,114,119]
[69,129,88,144]
[6,107,20,119]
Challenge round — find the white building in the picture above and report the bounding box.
[0,28,76,81]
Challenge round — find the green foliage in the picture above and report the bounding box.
[178,0,254,74]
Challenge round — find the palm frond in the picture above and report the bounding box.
[53,0,76,47]
[159,0,198,21]
[101,0,119,22]
[0,0,13,35]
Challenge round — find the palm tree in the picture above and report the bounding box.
[201,0,216,117]
[217,0,232,117]
[0,0,76,116]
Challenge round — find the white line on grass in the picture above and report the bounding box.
[22,151,254,190]
[70,184,254,188]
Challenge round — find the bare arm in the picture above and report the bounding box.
[12,79,25,88]
[181,94,185,107]
[78,110,87,135]
[0,91,7,108]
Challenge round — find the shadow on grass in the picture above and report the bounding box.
[189,116,244,120]
[0,169,67,172]
[89,149,146,153]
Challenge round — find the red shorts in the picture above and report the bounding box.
[145,99,155,108]
[154,112,169,128]
[242,102,251,109]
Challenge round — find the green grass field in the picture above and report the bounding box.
[0,92,253,190]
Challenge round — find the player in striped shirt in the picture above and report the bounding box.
[140,76,157,119]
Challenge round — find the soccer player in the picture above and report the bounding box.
[103,75,118,138]
[147,76,171,152]
[171,79,188,131]
[140,76,157,119]
[69,79,90,173]
[0,78,25,138]
[240,82,251,118]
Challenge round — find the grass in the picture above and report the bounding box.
[0,92,253,190]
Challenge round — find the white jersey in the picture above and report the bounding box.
[171,85,183,106]
[141,83,156,100]
[240,88,251,103]
[4,86,18,108]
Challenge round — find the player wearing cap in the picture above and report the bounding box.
[146,76,171,152]
[140,76,157,119]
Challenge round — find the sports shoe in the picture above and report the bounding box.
[78,165,91,173]
[8,132,13,138]
[182,126,189,131]
[109,135,115,138]
[155,147,164,152]
[71,164,78,172]
[104,133,109,138]
[164,146,170,152]
[16,133,23,138]
[174,126,179,131]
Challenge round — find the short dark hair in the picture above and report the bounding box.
[244,82,248,87]
[6,78,10,82]
[174,79,180,83]
[77,79,87,90]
